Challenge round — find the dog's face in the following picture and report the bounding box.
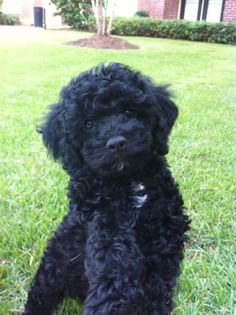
[39,63,178,176]
[80,101,153,176]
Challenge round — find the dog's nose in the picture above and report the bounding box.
[106,136,127,152]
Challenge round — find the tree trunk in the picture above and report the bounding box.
[106,0,116,36]
[91,0,116,37]
[97,2,103,36]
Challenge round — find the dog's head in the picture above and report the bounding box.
[39,63,178,176]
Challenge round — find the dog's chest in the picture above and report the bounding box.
[100,182,148,226]
[130,182,148,209]
[104,181,148,207]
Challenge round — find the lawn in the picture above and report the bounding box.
[0,26,235,315]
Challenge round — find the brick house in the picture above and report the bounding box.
[138,0,236,22]
[2,0,235,25]
[1,0,139,26]
[2,0,63,28]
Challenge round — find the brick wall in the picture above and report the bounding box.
[138,0,179,19]
[223,0,236,22]
[33,0,42,6]
[151,0,165,18]
[138,0,151,13]
[164,0,179,19]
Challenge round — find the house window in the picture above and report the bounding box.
[207,0,224,22]
[180,0,224,22]
[183,0,200,20]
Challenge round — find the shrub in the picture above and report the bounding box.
[86,15,96,32]
[0,12,20,25]
[111,18,236,44]
[134,10,149,18]
[51,0,92,30]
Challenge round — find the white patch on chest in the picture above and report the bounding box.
[131,182,148,208]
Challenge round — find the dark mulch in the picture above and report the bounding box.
[66,34,139,50]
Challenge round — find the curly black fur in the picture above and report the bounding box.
[24,62,190,315]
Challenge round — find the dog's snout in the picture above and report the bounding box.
[106,136,127,152]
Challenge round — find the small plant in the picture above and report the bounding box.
[0,12,20,25]
[134,10,149,18]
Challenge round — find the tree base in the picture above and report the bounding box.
[66,34,139,50]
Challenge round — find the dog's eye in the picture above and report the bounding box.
[125,110,136,118]
[84,120,93,129]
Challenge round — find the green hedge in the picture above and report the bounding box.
[0,12,20,25]
[111,18,236,44]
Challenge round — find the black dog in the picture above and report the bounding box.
[24,63,189,315]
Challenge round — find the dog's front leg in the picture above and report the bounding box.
[23,209,87,315]
[82,210,144,315]
[23,248,66,315]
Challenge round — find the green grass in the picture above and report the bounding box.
[0,27,235,315]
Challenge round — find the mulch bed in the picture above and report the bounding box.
[66,34,139,50]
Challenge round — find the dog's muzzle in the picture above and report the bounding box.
[106,136,128,153]
[106,136,128,172]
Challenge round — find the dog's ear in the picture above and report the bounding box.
[38,102,64,160]
[38,101,80,172]
[150,85,178,155]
